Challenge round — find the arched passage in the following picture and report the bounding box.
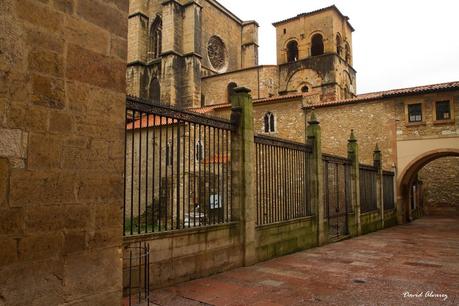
[397,149,459,223]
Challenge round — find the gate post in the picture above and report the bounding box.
[307,112,326,246]
[230,87,257,266]
[347,130,361,236]
[373,144,384,229]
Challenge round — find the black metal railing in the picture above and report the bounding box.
[124,96,233,236]
[323,154,352,238]
[123,242,151,306]
[383,170,395,210]
[359,164,378,213]
[255,135,313,225]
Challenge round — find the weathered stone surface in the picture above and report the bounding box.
[8,104,48,132]
[0,237,18,265]
[9,170,76,206]
[31,73,65,109]
[0,128,28,159]
[28,133,62,169]
[111,35,127,60]
[18,232,64,261]
[76,0,127,38]
[0,158,8,206]
[28,48,64,77]
[15,0,64,32]
[49,111,73,134]
[66,44,126,92]
[64,230,88,254]
[25,205,66,232]
[64,16,110,55]
[0,14,28,72]
[24,26,65,54]
[53,0,74,14]
[0,208,24,235]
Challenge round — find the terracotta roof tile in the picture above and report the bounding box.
[127,116,177,130]
[304,81,459,109]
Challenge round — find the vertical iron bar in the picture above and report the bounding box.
[130,110,135,236]
[138,112,142,234]
[213,127,216,225]
[188,123,191,228]
[145,113,149,233]
[158,116,162,232]
[176,120,181,230]
[152,115,156,232]
[128,249,132,306]
[123,108,127,236]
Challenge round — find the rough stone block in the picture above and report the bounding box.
[0,208,24,235]
[31,73,65,109]
[63,205,91,230]
[76,173,123,202]
[49,111,73,134]
[63,248,122,301]
[110,35,127,60]
[64,16,110,55]
[0,158,9,207]
[25,205,64,233]
[76,0,127,38]
[88,229,120,249]
[28,49,64,78]
[66,44,126,92]
[18,233,64,261]
[28,133,62,169]
[24,26,65,54]
[64,230,88,254]
[0,237,18,265]
[0,128,28,159]
[9,170,76,206]
[53,0,74,14]
[15,0,63,32]
[8,104,48,132]
[0,14,28,73]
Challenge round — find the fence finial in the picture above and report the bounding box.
[349,129,357,142]
[308,108,319,125]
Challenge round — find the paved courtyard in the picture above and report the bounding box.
[151,217,458,305]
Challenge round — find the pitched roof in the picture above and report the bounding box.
[303,81,459,109]
[272,5,354,31]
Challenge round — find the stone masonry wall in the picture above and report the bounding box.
[418,157,459,215]
[0,1,127,305]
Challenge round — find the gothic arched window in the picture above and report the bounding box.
[149,16,162,60]
[149,78,160,102]
[336,33,342,56]
[286,40,298,62]
[195,140,204,161]
[311,34,324,56]
[227,82,237,103]
[263,112,275,133]
[345,42,351,63]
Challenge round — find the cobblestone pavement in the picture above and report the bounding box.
[151,217,459,306]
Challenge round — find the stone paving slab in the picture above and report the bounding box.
[151,217,459,305]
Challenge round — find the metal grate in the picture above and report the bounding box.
[383,171,395,210]
[255,135,313,226]
[359,164,378,213]
[124,97,233,236]
[123,242,151,306]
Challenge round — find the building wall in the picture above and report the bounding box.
[307,101,397,169]
[418,157,459,215]
[0,0,127,304]
[201,66,278,105]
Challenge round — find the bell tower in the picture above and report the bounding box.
[273,5,356,101]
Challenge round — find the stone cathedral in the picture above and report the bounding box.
[127,0,357,108]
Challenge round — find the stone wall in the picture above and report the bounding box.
[0,0,127,304]
[418,157,459,216]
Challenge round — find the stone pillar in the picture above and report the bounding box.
[230,87,256,266]
[373,144,384,229]
[306,112,325,246]
[347,130,361,236]
[241,21,259,68]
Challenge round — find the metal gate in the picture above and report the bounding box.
[323,154,351,239]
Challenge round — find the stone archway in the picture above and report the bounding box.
[397,149,459,223]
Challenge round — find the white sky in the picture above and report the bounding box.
[218,0,459,94]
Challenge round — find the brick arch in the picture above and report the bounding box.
[397,148,459,222]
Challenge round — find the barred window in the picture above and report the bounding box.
[408,103,422,123]
[264,112,275,133]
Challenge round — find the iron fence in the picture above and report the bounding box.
[255,135,313,225]
[124,96,233,236]
[323,154,352,238]
[123,242,151,306]
[383,170,395,210]
[359,164,378,213]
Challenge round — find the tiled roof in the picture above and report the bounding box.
[202,154,230,165]
[188,93,307,113]
[303,81,459,109]
[272,5,354,31]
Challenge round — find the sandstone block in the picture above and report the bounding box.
[88,229,120,249]
[9,170,76,206]
[24,26,65,54]
[0,14,28,72]
[15,0,63,32]
[49,111,73,134]
[28,133,62,169]
[0,128,28,159]
[24,205,64,233]
[53,0,74,14]
[31,73,65,109]
[28,49,64,77]
[64,230,88,254]
[0,237,18,265]
[66,44,126,92]
[63,204,92,230]
[64,16,110,55]
[18,232,64,261]
[0,208,24,235]
[76,0,127,38]
[111,35,127,60]
[8,104,48,132]
[0,158,8,206]
[76,173,123,202]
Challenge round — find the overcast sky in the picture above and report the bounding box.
[218,0,459,94]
